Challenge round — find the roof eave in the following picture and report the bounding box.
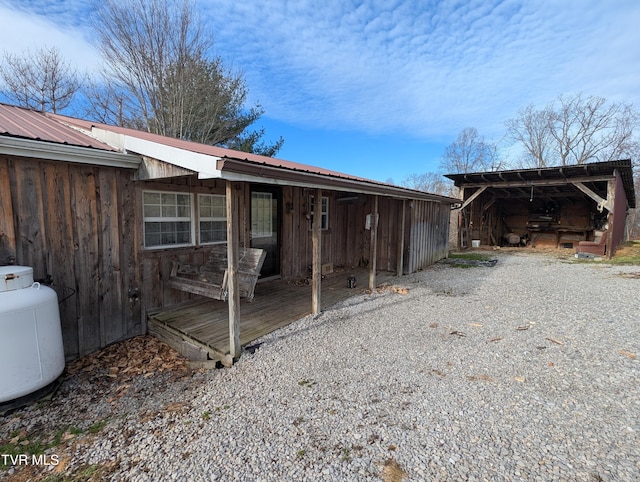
[0,135,141,169]
[218,157,458,203]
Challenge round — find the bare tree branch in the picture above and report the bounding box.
[0,46,81,113]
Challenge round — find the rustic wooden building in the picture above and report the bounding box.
[1,103,456,363]
[446,161,636,258]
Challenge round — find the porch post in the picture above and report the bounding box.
[396,199,406,277]
[312,188,322,314]
[369,195,378,290]
[226,180,241,359]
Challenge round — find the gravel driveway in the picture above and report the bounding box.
[2,251,639,481]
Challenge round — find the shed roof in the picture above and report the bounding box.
[445,160,636,208]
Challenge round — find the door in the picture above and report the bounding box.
[250,187,281,277]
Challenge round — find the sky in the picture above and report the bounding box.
[0,0,639,183]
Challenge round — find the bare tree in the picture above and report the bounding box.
[87,0,282,155]
[0,46,81,113]
[506,93,639,167]
[505,104,554,168]
[401,172,455,196]
[440,127,501,174]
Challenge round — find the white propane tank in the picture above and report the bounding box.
[0,266,65,403]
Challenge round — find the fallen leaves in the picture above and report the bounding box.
[375,283,410,295]
[619,350,637,360]
[66,335,189,381]
[380,457,408,482]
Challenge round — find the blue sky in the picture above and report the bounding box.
[0,0,639,183]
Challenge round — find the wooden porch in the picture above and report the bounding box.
[147,267,396,366]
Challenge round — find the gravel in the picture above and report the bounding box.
[1,251,639,481]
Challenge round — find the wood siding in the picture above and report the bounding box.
[1,160,451,361]
[0,155,141,359]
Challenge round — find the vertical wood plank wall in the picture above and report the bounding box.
[1,157,452,361]
[0,155,141,360]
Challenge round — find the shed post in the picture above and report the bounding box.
[369,195,378,290]
[606,177,616,259]
[226,180,241,359]
[396,199,405,276]
[312,188,322,314]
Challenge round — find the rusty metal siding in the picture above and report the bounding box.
[405,200,450,273]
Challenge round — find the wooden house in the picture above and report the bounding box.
[0,103,457,364]
[446,161,636,258]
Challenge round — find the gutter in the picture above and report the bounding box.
[0,136,141,169]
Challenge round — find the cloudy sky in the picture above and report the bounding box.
[0,0,638,182]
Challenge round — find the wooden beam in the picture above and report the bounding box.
[458,186,487,210]
[605,177,616,259]
[396,200,405,277]
[369,195,378,290]
[573,182,612,212]
[312,188,322,314]
[459,175,614,190]
[226,180,241,360]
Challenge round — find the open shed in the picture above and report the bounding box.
[0,103,457,364]
[446,160,636,258]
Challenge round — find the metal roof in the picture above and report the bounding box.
[51,113,458,204]
[0,103,118,151]
[445,160,636,208]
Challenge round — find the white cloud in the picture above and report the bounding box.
[0,1,100,73]
[1,0,638,147]
[202,0,640,140]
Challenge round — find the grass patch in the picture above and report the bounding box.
[609,241,640,265]
[449,252,494,261]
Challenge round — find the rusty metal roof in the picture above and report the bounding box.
[51,113,458,203]
[445,160,636,208]
[0,103,118,151]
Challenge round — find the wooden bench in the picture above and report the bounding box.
[169,246,266,302]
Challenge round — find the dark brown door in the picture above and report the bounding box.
[250,186,281,277]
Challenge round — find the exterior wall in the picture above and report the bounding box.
[279,189,449,277]
[405,199,451,273]
[609,169,628,254]
[0,155,141,360]
[0,159,453,361]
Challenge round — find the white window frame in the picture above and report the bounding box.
[309,195,329,230]
[198,193,227,245]
[251,191,273,239]
[143,190,194,249]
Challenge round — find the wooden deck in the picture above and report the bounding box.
[148,267,396,365]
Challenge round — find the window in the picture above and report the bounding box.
[309,195,329,230]
[199,194,227,244]
[143,191,192,248]
[251,192,273,238]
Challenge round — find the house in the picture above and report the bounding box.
[0,103,457,364]
[445,161,636,258]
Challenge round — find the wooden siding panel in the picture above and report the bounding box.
[97,169,125,345]
[0,157,16,265]
[117,171,142,338]
[71,165,101,355]
[12,161,47,277]
[42,162,79,358]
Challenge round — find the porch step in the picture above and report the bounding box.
[147,318,233,367]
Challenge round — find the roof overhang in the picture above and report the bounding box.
[218,157,458,203]
[88,127,222,179]
[0,135,141,169]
